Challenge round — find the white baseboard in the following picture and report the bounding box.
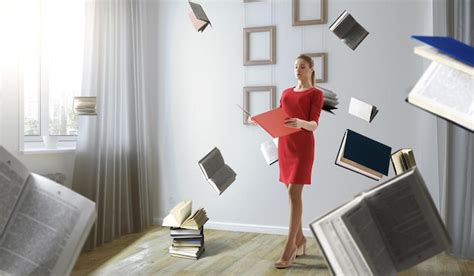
[153,217,313,237]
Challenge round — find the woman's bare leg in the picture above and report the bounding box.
[285,185,305,246]
[278,184,304,261]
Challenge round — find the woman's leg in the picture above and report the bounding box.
[278,184,304,261]
[286,185,305,247]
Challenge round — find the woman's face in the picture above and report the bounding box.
[294,58,313,82]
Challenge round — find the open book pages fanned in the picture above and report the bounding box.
[391,149,417,176]
[329,10,369,50]
[317,86,339,114]
[198,147,236,195]
[188,1,211,32]
[348,97,378,123]
[0,146,96,275]
[309,168,451,276]
[260,138,278,166]
[163,201,208,230]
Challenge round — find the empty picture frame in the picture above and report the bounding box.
[243,86,276,124]
[73,96,97,115]
[292,0,327,26]
[304,52,328,83]
[243,26,276,66]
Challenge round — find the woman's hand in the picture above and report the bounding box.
[247,116,256,125]
[284,118,304,129]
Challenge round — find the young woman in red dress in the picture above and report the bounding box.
[275,54,324,268]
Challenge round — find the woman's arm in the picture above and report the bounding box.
[284,118,318,131]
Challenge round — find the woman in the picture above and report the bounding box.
[252,54,324,269]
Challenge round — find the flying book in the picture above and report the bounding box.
[309,167,451,276]
[335,129,391,180]
[329,10,369,50]
[188,1,211,32]
[260,139,278,166]
[348,97,378,123]
[391,149,417,176]
[411,35,474,67]
[0,146,96,275]
[162,201,209,230]
[198,147,236,195]
[73,96,97,116]
[317,86,339,114]
[406,36,473,132]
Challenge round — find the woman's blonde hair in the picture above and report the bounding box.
[295,54,315,87]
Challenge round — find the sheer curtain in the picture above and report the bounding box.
[72,0,152,250]
[434,0,474,259]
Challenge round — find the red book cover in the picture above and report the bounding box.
[188,11,206,32]
[252,108,302,138]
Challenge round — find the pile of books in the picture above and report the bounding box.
[163,201,208,259]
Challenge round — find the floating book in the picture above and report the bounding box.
[348,97,378,123]
[329,10,369,50]
[260,138,278,166]
[162,201,209,230]
[391,149,417,176]
[0,146,96,275]
[188,1,211,32]
[335,129,391,180]
[411,35,474,67]
[309,167,451,276]
[198,147,236,195]
[317,86,339,114]
[73,96,97,115]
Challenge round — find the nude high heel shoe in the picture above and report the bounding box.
[296,238,307,257]
[274,247,297,269]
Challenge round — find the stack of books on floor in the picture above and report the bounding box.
[163,200,209,259]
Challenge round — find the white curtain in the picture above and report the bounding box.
[72,0,152,250]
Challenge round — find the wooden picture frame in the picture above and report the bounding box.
[243,86,276,124]
[304,52,328,83]
[243,26,276,66]
[292,0,327,26]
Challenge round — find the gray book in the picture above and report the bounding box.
[329,10,369,50]
[198,147,236,195]
[309,168,451,276]
[317,86,339,114]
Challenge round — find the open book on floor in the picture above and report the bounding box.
[335,129,391,180]
[188,1,212,32]
[0,146,96,275]
[309,167,451,276]
[317,86,339,114]
[162,201,208,230]
[329,10,369,50]
[348,97,378,123]
[391,149,417,176]
[407,36,473,132]
[198,147,236,195]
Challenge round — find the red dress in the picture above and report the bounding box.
[278,87,324,185]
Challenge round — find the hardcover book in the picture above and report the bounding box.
[198,147,236,195]
[329,10,369,50]
[260,139,278,166]
[317,86,339,114]
[309,168,451,276]
[348,97,378,123]
[188,1,211,32]
[391,149,417,176]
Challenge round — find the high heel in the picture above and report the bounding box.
[296,238,307,257]
[274,247,297,269]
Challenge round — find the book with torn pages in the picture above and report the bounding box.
[407,36,473,132]
[348,97,378,123]
[162,201,208,230]
[0,146,96,275]
[391,149,417,176]
[198,147,236,195]
[317,86,339,114]
[260,138,278,165]
[188,1,211,32]
[309,167,451,276]
[329,10,369,50]
[335,129,391,180]
[73,96,97,115]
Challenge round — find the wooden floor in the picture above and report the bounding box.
[72,226,474,275]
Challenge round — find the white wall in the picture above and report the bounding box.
[0,1,75,188]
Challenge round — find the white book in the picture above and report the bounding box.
[348,97,378,123]
[260,138,278,166]
[0,146,96,275]
[310,168,451,276]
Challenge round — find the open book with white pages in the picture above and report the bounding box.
[0,146,96,275]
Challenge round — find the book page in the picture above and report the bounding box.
[0,147,30,236]
[331,12,356,39]
[364,169,450,271]
[198,148,225,179]
[342,200,397,276]
[348,97,374,122]
[343,22,369,50]
[0,174,96,275]
[260,140,278,165]
[209,165,236,194]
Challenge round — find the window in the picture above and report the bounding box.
[22,0,85,149]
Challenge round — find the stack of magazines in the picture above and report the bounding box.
[162,201,209,259]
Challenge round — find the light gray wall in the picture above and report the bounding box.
[151,0,437,235]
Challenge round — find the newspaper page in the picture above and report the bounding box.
[0,147,30,236]
[364,168,450,271]
[0,174,96,275]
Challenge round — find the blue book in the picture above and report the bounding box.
[411,36,474,67]
[335,129,392,180]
